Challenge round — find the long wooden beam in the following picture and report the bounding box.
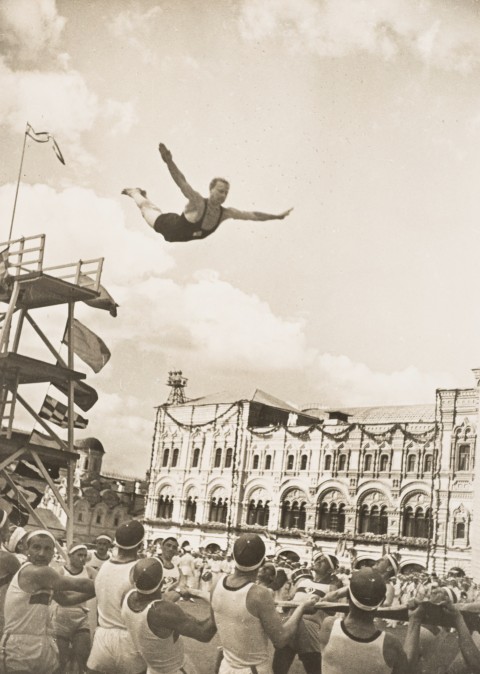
[275,600,480,631]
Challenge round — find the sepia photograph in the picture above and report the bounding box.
[1,1,480,672]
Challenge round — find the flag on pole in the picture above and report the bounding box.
[52,379,98,412]
[26,123,66,165]
[63,318,111,373]
[78,274,119,317]
[39,394,88,429]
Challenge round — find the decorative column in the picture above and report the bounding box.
[469,369,480,581]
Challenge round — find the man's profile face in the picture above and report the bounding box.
[210,181,229,204]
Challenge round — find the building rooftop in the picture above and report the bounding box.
[167,388,307,416]
[303,403,437,424]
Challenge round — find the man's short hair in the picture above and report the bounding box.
[209,177,230,191]
[162,536,178,546]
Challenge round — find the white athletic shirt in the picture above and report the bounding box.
[292,578,331,601]
[122,590,185,674]
[160,557,181,592]
[87,551,111,572]
[3,562,53,636]
[211,574,269,667]
[321,619,392,674]
[95,558,136,629]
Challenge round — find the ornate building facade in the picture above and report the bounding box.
[145,376,478,576]
[42,437,147,543]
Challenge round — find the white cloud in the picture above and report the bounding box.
[0,183,175,285]
[312,353,454,407]
[0,1,138,165]
[84,392,153,475]
[0,0,66,66]
[103,99,138,136]
[239,0,480,73]
[110,7,163,65]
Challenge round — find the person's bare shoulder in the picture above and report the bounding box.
[383,632,409,674]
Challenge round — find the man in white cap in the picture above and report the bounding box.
[5,526,28,562]
[319,567,424,674]
[53,542,96,673]
[87,534,113,572]
[1,528,95,674]
[273,552,340,674]
[211,533,317,674]
[86,519,147,674]
[122,557,216,674]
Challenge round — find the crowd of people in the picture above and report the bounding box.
[0,509,480,674]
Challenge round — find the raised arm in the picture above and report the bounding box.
[21,565,95,605]
[148,600,217,642]
[442,600,480,673]
[248,584,317,648]
[159,143,202,202]
[223,206,293,222]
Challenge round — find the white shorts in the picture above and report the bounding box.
[219,658,272,674]
[87,627,146,674]
[147,654,198,674]
[0,633,58,674]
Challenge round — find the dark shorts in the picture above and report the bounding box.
[154,213,199,243]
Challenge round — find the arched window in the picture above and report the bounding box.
[300,455,308,470]
[338,455,347,471]
[380,455,389,472]
[185,496,197,522]
[157,495,174,519]
[364,454,372,471]
[209,490,228,523]
[407,454,416,472]
[358,497,388,535]
[265,455,272,470]
[457,444,470,471]
[162,448,170,468]
[359,504,370,533]
[315,493,346,532]
[95,512,103,525]
[424,454,433,472]
[287,455,294,470]
[253,455,259,470]
[280,491,307,530]
[192,448,200,468]
[402,499,432,538]
[402,506,414,536]
[248,499,270,526]
[171,448,179,467]
[455,522,465,539]
[113,513,120,527]
[324,455,332,471]
[214,447,222,468]
[225,448,233,468]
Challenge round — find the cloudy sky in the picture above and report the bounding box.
[2,0,480,475]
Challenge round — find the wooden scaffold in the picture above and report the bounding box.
[0,232,106,554]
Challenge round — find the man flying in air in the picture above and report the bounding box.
[122,143,293,242]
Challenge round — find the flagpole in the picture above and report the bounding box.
[8,123,29,242]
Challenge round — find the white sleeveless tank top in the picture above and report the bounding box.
[121,590,185,674]
[3,562,53,636]
[211,574,269,667]
[322,618,392,674]
[95,558,136,629]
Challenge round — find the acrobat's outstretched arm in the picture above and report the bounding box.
[223,206,293,222]
[159,143,201,202]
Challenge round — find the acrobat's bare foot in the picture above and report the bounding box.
[121,188,147,198]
